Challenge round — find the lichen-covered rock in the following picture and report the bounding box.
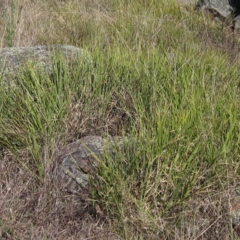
[54,136,126,196]
[0,45,91,78]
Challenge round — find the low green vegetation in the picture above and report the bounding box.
[0,0,240,239]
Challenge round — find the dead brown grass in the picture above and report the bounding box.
[0,83,134,239]
[64,90,134,143]
[0,149,122,239]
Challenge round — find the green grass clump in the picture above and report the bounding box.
[90,46,240,238]
[0,63,69,178]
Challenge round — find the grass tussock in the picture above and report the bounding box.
[1,0,240,239]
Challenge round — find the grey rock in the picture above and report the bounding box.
[54,136,126,196]
[0,45,91,79]
[195,0,240,32]
[196,0,233,18]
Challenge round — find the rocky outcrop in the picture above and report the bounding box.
[54,136,126,196]
[178,0,240,31]
[196,0,233,18]
[0,45,91,78]
[196,0,240,32]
